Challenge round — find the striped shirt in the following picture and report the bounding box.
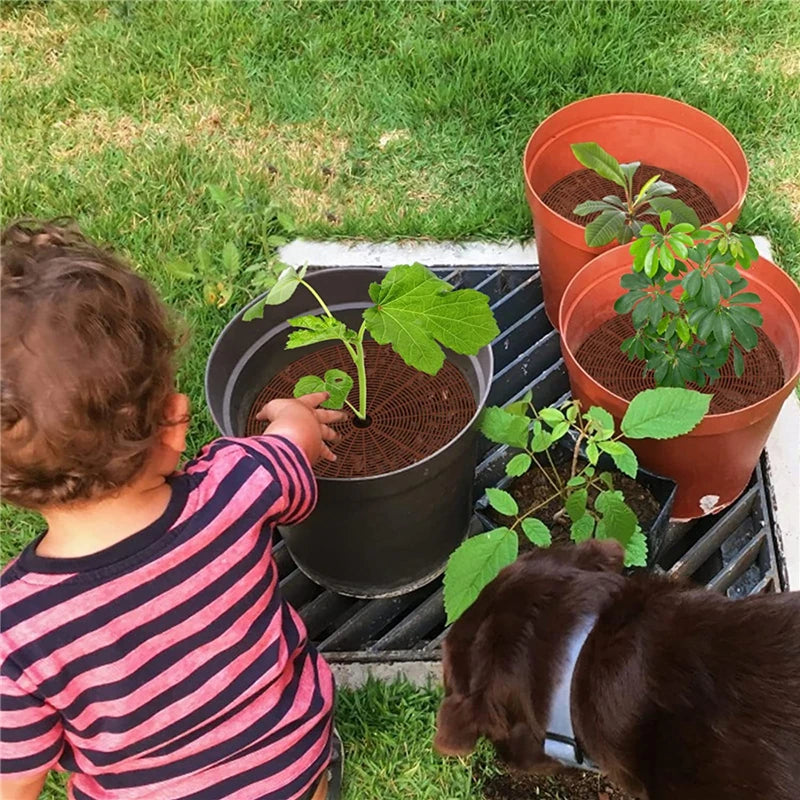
[0,435,334,800]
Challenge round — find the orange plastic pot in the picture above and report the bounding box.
[559,246,800,521]
[524,93,749,328]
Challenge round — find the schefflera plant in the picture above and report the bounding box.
[571,142,701,247]
[243,263,499,420]
[443,387,709,624]
[615,218,762,387]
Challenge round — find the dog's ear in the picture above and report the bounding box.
[434,694,479,757]
[572,538,625,573]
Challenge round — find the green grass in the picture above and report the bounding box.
[2,1,799,796]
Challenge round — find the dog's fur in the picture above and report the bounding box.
[434,540,800,800]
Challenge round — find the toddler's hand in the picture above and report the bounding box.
[256,393,348,464]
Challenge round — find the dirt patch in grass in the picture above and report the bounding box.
[482,768,635,800]
[779,181,800,224]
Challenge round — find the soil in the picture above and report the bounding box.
[575,314,785,415]
[490,455,661,550]
[482,768,636,800]
[245,341,477,479]
[541,164,719,227]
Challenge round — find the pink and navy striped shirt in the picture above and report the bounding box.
[0,435,334,800]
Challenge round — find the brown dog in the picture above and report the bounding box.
[435,540,800,800]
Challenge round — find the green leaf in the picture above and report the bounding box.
[286,314,353,349]
[648,197,701,227]
[623,528,648,568]
[530,429,553,453]
[595,491,637,546]
[443,528,518,624]
[480,406,530,449]
[586,406,615,439]
[565,489,588,523]
[598,471,615,490]
[266,265,307,305]
[728,292,761,305]
[363,264,499,375]
[538,407,565,426]
[277,210,296,232]
[586,440,600,465]
[293,369,354,409]
[584,209,627,247]
[550,421,570,441]
[522,518,552,548]
[570,142,626,187]
[486,488,519,517]
[570,515,595,544]
[733,345,745,377]
[207,184,231,208]
[221,241,241,276]
[598,440,638,478]
[242,296,269,322]
[566,475,586,488]
[505,453,532,478]
[166,258,195,280]
[621,388,710,439]
[702,273,721,306]
[573,199,619,215]
[266,234,288,247]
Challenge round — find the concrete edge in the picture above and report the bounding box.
[279,238,539,268]
[330,660,442,690]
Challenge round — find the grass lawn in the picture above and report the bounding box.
[2,1,799,797]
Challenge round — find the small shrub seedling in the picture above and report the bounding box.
[244,262,499,420]
[443,387,709,623]
[615,219,763,388]
[570,142,700,247]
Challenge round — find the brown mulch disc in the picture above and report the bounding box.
[542,165,719,226]
[483,769,635,800]
[575,315,785,414]
[490,457,660,550]
[246,341,476,479]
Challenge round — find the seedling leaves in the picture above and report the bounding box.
[486,488,518,517]
[293,369,354,409]
[522,518,552,548]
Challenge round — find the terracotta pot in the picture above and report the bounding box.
[559,246,800,521]
[523,93,749,328]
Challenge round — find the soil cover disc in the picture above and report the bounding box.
[247,341,476,478]
[575,315,785,414]
[542,165,719,226]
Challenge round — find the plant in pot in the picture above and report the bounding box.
[559,217,800,520]
[522,93,748,327]
[205,261,499,598]
[443,387,708,623]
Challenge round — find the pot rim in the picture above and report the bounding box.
[205,266,495,484]
[558,248,800,428]
[522,92,749,240]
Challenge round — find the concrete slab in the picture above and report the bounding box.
[330,660,442,690]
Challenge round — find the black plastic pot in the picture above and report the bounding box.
[205,268,495,599]
[475,439,677,567]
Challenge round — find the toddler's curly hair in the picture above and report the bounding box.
[1,220,180,508]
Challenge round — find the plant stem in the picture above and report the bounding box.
[528,452,564,498]
[355,322,368,419]
[511,489,564,531]
[571,428,587,480]
[298,279,335,319]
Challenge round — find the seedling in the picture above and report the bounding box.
[443,387,709,623]
[244,263,499,420]
[570,142,700,247]
[615,218,762,387]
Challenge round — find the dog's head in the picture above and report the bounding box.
[434,539,624,770]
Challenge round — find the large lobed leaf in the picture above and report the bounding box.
[621,387,710,439]
[286,314,355,349]
[363,264,499,375]
[443,528,518,624]
[480,406,530,449]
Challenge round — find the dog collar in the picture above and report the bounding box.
[543,614,599,771]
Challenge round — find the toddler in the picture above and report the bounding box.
[0,221,343,800]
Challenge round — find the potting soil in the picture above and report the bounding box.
[246,341,476,478]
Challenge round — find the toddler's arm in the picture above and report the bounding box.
[0,771,47,800]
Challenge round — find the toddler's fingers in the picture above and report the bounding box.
[321,443,338,462]
[320,424,340,443]
[316,408,348,424]
[297,391,331,408]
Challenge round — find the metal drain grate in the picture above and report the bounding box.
[271,266,785,662]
